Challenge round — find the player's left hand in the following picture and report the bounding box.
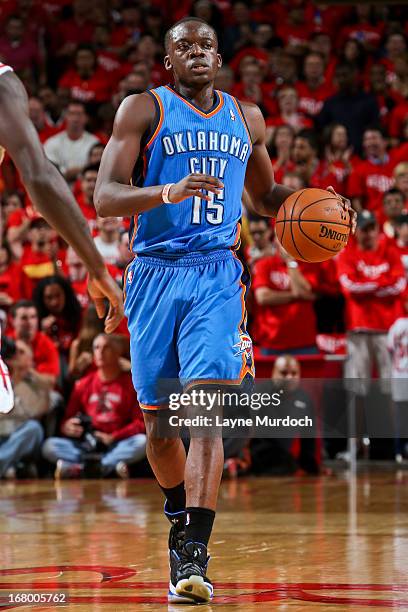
[88,269,124,334]
[327,186,357,235]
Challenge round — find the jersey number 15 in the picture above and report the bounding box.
[191,191,224,225]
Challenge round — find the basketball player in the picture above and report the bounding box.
[95,18,354,604]
[0,64,123,335]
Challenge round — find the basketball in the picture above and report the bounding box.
[275,188,351,263]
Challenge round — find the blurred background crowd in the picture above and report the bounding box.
[1,0,408,480]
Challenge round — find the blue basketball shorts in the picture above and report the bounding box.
[123,249,255,412]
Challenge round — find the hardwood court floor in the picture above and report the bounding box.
[1,473,408,611]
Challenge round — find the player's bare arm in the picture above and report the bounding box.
[94,92,223,218]
[0,72,123,333]
[241,100,356,230]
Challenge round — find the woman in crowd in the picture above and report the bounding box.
[33,275,82,358]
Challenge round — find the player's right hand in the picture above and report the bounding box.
[169,173,224,203]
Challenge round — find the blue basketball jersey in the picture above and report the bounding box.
[129,85,252,255]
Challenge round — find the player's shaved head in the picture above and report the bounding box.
[164,17,218,53]
[163,18,221,86]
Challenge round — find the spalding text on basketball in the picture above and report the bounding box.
[319,224,348,243]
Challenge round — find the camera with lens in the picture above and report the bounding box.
[76,412,99,452]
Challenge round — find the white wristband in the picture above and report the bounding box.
[162,183,175,204]
[287,260,298,269]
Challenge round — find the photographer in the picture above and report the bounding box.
[42,334,146,479]
[250,355,319,475]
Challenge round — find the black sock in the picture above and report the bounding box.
[159,481,186,514]
[185,507,215,547]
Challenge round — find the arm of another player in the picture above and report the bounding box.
[241,101,355,229]
[94,93,223,218]
[0,72,123,333]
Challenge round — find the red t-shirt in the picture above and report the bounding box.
[229,47,269,75]
[110,26,142,49]
[389,103,408,139]
[321,156,360,193]
[55,19,94,48]
[76,193,97,235]
[336,235,406,332]
[32,331,60,376]
[59,67,113,104]
[296,81,335,117]
[309,159,347,194]
[338,22,384,50]
[0,261,21,302]
[271,158,295,184]
[0,37,40,73]
[231,82,277,117]
[36,123,61,144]
[397,242,408,278]
[42,0,71,19]
[266,113,313,131]
[17,247,55,299]
[6,208,27,229]
[396,241,408,302]
[348,144,408,216]
[43,314,80,355]
[276,22,314,47]
[251,255,318,350]
[63,370,145,441]
[69,276,89,311]
[6,329,59,377]
[315,257,342,296]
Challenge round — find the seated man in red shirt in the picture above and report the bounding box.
[337,210,406,396]
[42,333,146,479]
[7,300,60,390]
[251,238,319,355]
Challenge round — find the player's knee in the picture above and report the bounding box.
[143,413,177,452]
[147,435,178,457]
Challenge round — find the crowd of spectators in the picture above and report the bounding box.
[1,0,408,478]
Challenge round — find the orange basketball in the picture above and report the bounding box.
[275,188,351,263]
